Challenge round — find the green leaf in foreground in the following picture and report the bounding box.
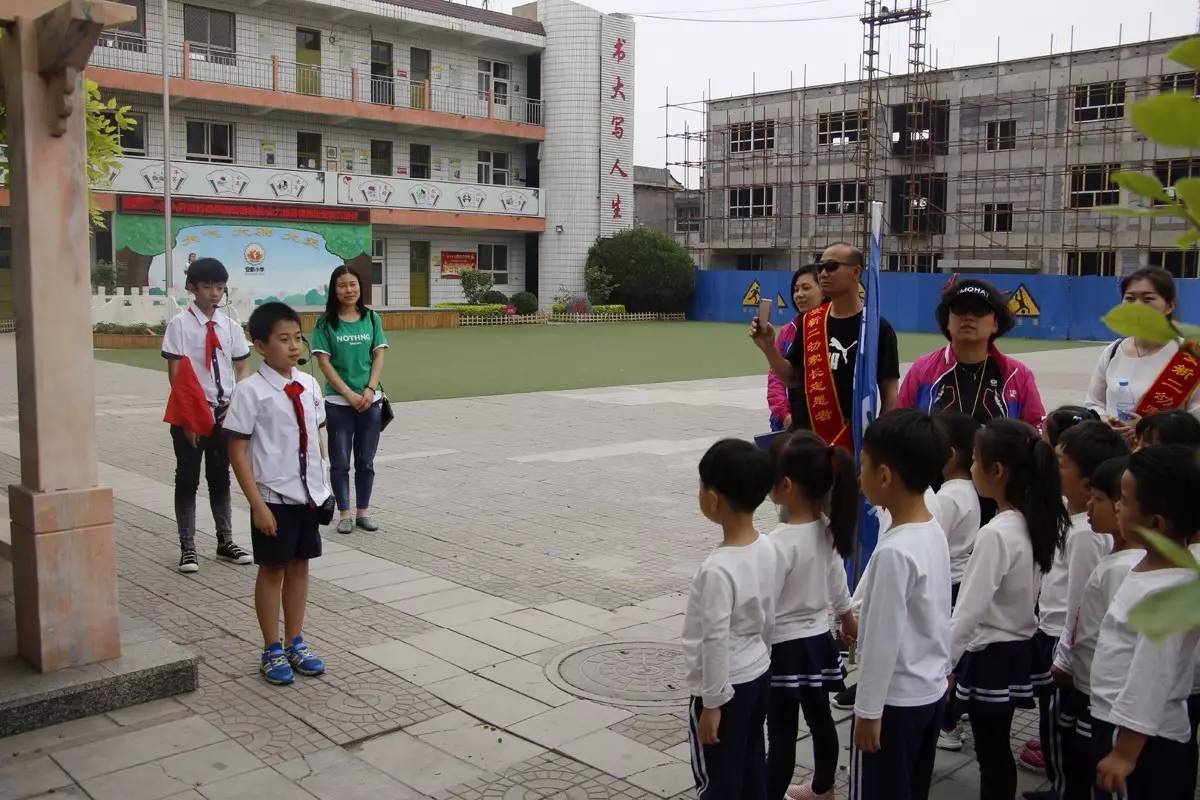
[1112,171,1172,202]
[1139,528,1200,571]
[1169,38,1200,71]
[1129,578,1200,641]
[1131,94,1200,149]
[1102,303,1179,345]
[1097,205,1186,218]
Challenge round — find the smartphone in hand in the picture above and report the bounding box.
[757,298,773,325]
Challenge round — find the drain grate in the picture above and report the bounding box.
[546,641,690,708]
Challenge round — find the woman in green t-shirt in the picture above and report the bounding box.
[310,266,389,534]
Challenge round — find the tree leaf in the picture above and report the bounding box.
[1176,320,1200,341]
[1139,528,1200,571]
[1128,578,1200,641]
[1175,177,1200,214]
[1102,303,1180,344]
[1097,205,1186,218]
[1169,38,1200,71]
[1131,94,1200,149]
[1112,171,1172,202]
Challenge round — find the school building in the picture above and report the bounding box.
[0,0,636,320]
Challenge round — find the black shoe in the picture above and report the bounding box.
[216,540,253,565]
[1022,791,1058,800]
[832,684,857,710]
[178,547,199,573]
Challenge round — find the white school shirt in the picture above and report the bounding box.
[223,365,331,507]
[853,489,939,610]
[1058,521,1114,665]
[1038,512,1092,637]
[1091,567,1200,743]
[950,510,1041,663]
[1052,548,1142,696]
[681,534,777,709]
[769,520,853,643]
[935,479,981,585]
[161,303,250,406]
[853,519,952,720]
[1086,339,1200,420]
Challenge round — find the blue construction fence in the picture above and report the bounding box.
[689,269,1200,341]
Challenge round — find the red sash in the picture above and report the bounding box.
[1135,345,1200,417]
[801,305,852,451]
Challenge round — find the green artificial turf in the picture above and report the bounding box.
[94,322,1094,402]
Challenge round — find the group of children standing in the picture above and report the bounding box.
[683,405,1200,800]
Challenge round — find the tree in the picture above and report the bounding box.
[586,228,695,313]
[0,78,136,228]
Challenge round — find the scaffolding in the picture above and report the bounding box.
[657,12,1198,278]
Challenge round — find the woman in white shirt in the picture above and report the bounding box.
[1086,268,1200,444]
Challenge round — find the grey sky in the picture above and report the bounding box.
[484,0,1194,172]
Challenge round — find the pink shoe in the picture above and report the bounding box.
[1018,745,1045,772]
[785,783,834,800]
[1026,738,1042,752]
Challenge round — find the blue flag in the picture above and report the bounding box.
[848,202,884,589]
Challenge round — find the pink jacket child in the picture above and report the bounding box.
[767,318,799,431]
[897,343,1046,427]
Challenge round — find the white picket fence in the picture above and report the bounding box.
[90,286,257,326]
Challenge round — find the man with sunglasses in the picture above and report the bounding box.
[750,242,900,451]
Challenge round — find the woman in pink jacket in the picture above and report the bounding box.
[768,264,825,431]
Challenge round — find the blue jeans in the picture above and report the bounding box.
[325,401,382,512]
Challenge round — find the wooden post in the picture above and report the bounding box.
[271,54,279,93]
[181,40,190,80]
[350,67,358,102]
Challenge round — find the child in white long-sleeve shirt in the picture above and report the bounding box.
[682,439,777,800]
[852,409,953,800]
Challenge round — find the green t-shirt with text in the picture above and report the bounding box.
[309,312,388,398]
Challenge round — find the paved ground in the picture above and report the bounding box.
[0,336,1102,800]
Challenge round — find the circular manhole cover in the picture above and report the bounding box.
[547,641,690,708]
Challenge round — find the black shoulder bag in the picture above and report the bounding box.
[372,311,395,431]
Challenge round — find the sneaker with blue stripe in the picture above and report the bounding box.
[261,643,294,685]
[285,636,325,677]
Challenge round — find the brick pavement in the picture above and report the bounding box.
[0,336,1111,799]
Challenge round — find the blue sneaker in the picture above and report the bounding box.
[285,636,325,677]
[261,643,294,685]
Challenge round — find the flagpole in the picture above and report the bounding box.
[161,0,173,296]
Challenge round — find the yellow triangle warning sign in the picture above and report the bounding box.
[742,280,762,307]
[1008,284,1040,317]
[858,283,866,301]
[776,293,787,309]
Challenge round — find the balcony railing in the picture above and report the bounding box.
[89,32,544,127]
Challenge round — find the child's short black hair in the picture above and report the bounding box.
[862,409,948,494]
[1127,445,1200,542]
[247,301,302,344]
[699,438,774,514]
[1135,411,1200,449]
[184,257,229,285]
[1057,420,1131,481]
[1090,456,1129,501]
[936,410,981,475]
[1044,405,1100,447]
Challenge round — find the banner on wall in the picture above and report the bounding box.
[440,251,477,279]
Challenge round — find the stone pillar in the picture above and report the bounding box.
[1,0,135,673]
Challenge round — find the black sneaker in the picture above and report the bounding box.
[178,548,199,573]
[216,541,253,565]
[832,684,857,710]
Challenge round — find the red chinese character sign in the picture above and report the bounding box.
[600,15,634,236]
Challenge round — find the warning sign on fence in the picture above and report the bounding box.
[742,280,762,307]
[1007,284,1040,317]
[776,293,787,309]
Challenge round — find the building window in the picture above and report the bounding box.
[729,186,774,218]
[371,239,385,286]
[729,120,775,153]
[884,252,941,273]
[675,205,702,233]
[1065,250,1117,277]
[983,202,1013,233]
[184,120,234,163]
[985,119,1016,151]
[736,253,765,271]
[1161,72,1199,96]
[1069,163,1120,208]
[888,173,948,234]
[0,227,11,270]
[478,59,511,106]
[817,111,864,146]
[478,243,508,285]
[1073,81,1125,123]
[99,0,146,47]
[410,143,431,180]
[370,140,392,176]
[816,182,865,215]
[890,100,950,155]
[1149,250,1200,279]
[296,131,321,170]
[1153,158,1200,201]
[477,151,510,185]
[101,110,147,156]
[183,5,236,64]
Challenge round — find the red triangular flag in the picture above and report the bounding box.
[164,355,216,437]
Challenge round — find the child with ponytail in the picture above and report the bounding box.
[950,419,1069,800]
[766,432,859,800]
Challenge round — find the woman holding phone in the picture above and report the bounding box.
[767,264,825,431]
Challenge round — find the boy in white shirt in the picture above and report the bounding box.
[225,303,332,687]
[853,409,953,800]
[1092,446,1200,799]
[683,439,777,800]
[160,258,253,573]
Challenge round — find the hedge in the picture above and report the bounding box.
[434,302,506,318]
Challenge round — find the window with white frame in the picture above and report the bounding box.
[675,205,702,233]
[98,0,146,48]
[1069,163,1120,208]
[371,239,385,287]
[478,59,511,106]
[296,131,321,170]
[477,151,510,185]
[1161,72,1200,96]
[1065,250,1117,277]
[985,119,1016,151]
[1153,158,1200,202]
[816,182,865,215]
[1150,250,1200,279]
[983,202,1013,233]
[477,243,509,285]
[101,110,147,156]
[729,121,775,153]
[884,252,941,273]
[1073,81,1125,123]
[817,111,864,146]
[184,120,234,163]
[184,5,236,64]
[729,186,774,218]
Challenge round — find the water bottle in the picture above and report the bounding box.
[1115,380,1136,422]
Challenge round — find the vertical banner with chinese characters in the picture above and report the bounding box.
[599,14,634,238]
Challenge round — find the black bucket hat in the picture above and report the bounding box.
[935,277,1015,341]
